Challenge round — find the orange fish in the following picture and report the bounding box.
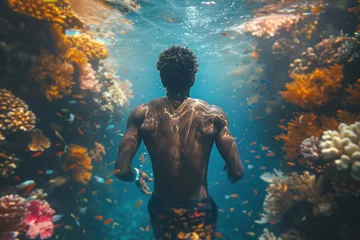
[73,94,85,99]
[274,136,281,141]
[230,194,239,198]
[134,199,143,208]
[104,179,113,185]
[55,151,64,156]
[255,155,261,159]
[250,141,257,146]
[77,188,86,195]
[278,125,287,130]
[79,100,87,105]
[244,160,250,163]
[111,169,121,175]
[250,150,256,153]
[56,143,61,147]
[67,164,77,171]
[15,175,21,181]
[253,189,258,195]
[197,202,206,207]
[104,218,113,225]
[77,127,84,135]
[37,170,43,174]
[215,232,225,238]
[283,185,288,192]
[140,154,145,164]
[56,112,63,117]
[23,182,36,196]
[251,52,259,58]
[54,223,63,228]
[262,146,269,151]
[286,162,296,167]
[312,5,323,13]
[220,32,229,36]
[146,226,150,232]
[266,152,275,157]
[280,118,285,123]
[259,166,266,170]
[95,215,103,220]
[247,211,252,217]
[230,207,235,212]
[31,152,42,158]
[268,220,276,225]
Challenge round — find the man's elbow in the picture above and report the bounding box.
[229,170,244,183]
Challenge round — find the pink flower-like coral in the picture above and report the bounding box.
[79,63,100,92]
[300,136,321,160]
[24,200,55,239]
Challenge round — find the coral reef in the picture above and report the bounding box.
[0,89,36,138]
[24,200,55,239]
[256,171,335,224]
[28,189,48,200]
[315,36,355,65]
[300,136,320,160]
[61,144,93,185]
[0,151,21,178]
[90,142,106,163]
[68,34,108,62]
[7,0,85,29]
[272,37,296,57]
[259,228,281,240]
[28,129,51,152]
[288,47,318,75]
[0,195,28,240]
[319,122,360,180]
[29,50,75,101]
[232,14,300,38]
[79,64,100,92]
[280,64,344,109]
[345,79,360,105]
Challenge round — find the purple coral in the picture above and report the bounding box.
[300,136,321,160]
[79,64,100,92]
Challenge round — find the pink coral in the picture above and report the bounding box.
[300,136,321,160]
[24,200,55,240]
[79,64,100,92]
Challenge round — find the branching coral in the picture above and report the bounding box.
[320,122,360,180]
[98,79,133,112]
[29,50,75,101]
[89,142,106,163]
[231,14,300,38]
[24,200,55,239]
[0,152,21,178]
[259,228,281,240]
[0,89,36,138]
[256,171,335,224]
[0,195,28,240]
[28,129,51,152]
[79,64,100,92]
[280,64,344,109]
[61,144,93,185]
[68,34,108,61]
[289,47,318,75]
[7,0,85,29]
[345,79,360,105]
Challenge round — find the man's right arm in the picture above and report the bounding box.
[214,107,244,183]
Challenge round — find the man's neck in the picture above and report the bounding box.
[166,89,190,101]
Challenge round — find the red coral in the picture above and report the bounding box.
[24,200,55,239]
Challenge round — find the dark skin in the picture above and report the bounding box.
[115,88,244,201]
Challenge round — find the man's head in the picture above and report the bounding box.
[157,46,199,93]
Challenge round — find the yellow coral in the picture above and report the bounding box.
[61,144,93,185]
[29,49,75,101]
[7,0,85,29]
[68,34,108,61]
[345,79,360,105]
[279,64,344,109]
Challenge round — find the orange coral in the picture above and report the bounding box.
[68,34,108,61]
[61,144,92,185]
[279,64,344,109]
[7,0,85,29]
[336,110,360,124]
[345,79,360,105]
[89,142,106,162]
[29,50,75,101]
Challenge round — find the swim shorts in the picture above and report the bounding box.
[148,194,218,240]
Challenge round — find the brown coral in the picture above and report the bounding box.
[61,144,93,185]
[68,34,108,61]
[280,64,344,109]
[89,142,106,163]
[0,194,28,239]
[28,129,51,152]
[345,79,360,105]
[29,49,75,101]
[7,0,85,29]
[0,89,36,137]
[0,152,21,178]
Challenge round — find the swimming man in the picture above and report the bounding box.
[115,45,244,240]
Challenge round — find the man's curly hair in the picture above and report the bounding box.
[157,46,199,92]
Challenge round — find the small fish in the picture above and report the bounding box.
[105,125,115,132]
[224,195,230,200]
[105,198,112,203]
[251,52,259,58]
[104,218,113,225]
[93,176,105,184]
[220,32,229,36]
[80,198,88,203]
[60,108,70,113]
[16,180,35,189]
[95,215,103,220]
[31,152,42,158]
[253,189,258,195]
[230,194,239,198]
[218,209,224,212]
[230,207,235,212]
[56,112,63,117]
[77,127,84,135]
[286,162,296,167]
[268,220,276,225]
[246,232,256,236]
[250,150,256,153]
[146,226,150,232]
[66,113,75,124]
[111,169,121,175]
[283,185,288,192]
[134,199,143,208]
[23,182,36,196]
[54,131,66,144]
[299,115,304,124]
[15,176,21,181]
[107,160,115,166]
[255,155,261,159]
[67,164,77,171]
[266,152,275,157]
[104,179,113,185]
[53,215,63,223]
[64,225,73,230]
[241,200,248,205]
[77,188,86,195]
[55,151,64,157]
[45,170,53,175]
[139,227,145,232]
[248,164,254,170]
[250,141,257,146]
[140,154,145,163]
[68,100,77,104]
[37,170,44,174]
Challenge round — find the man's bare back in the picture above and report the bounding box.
[115,97,244,201]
